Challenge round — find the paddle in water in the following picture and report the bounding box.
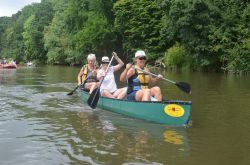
[67,85,79,95]
[135,67,191,94]
[67,75,91,95]
[87,55,115,109]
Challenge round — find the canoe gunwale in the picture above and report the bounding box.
[78,90,191,105]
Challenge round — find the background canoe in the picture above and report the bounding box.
[0,64,17,69]
[78,90,192,126]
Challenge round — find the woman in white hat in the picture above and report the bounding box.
[120,50,163,101]
[77,53,99,94]
[97,52,127,99]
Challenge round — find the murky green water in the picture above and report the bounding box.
[0,66,250,165]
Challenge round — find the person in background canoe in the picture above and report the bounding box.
[3,58,6,64]
[77,54,99,94]
[120,50,163,101]
[97,52,127,99]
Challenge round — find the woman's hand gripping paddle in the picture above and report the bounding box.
[135,67,191,94]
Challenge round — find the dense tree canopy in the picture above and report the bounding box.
[0,0,249,72]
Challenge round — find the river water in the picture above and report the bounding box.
[0,66,249,165]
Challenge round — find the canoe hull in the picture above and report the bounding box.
[78,90,192,126]
[0,64,17,69]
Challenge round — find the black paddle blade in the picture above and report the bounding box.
[87,88,100,109]
[67,91,74,95]
[67,86,79,95]
[176,82,191,94]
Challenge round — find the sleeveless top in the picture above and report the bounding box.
[127,65,150,94]
[100,66,117,93]
[81,65,98,83]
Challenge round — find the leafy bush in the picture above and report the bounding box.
[164,43,188,68]
[227,38,250,72]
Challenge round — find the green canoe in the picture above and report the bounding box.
[78,90,192,126]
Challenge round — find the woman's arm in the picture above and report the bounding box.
[112,52,124,72]
[149,73,163,86]
[77,68,84,85]
[120,63,132,82]
[126,67,135,80]
[97,69,105,80]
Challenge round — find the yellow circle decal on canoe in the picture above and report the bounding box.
[164,104,185,117]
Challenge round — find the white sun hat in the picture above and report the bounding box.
[101,56,110,63]
[135,50,146,58]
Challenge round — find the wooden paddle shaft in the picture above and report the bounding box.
[106,55,115,72]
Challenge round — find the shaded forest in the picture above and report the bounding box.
[0,0,249,72]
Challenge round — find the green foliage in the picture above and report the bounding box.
[75,13,113,54]
[161,0,222,69]
[44,0,74,64]
[160,0,249,71]
[0,17,11,52]
[26,1,54,62]
[0,0,249,72]
[114,0,163,59]
[23,14,39,60]
[164,42,188,68]
[46,0,117,65]
[227,38,250,72]
[0,1,53,63]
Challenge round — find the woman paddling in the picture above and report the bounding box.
[121,50,163,101]
[97,52,127,99]
[77,54,99,94]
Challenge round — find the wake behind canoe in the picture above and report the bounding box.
[78,90,192,126]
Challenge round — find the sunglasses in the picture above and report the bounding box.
[138,57,146,60]
[102,62,109,64]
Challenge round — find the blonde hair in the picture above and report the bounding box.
[87,54,96,61]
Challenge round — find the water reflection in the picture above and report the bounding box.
[0,69,17,85]
[163,130,184,145]
[74,110,190,164]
